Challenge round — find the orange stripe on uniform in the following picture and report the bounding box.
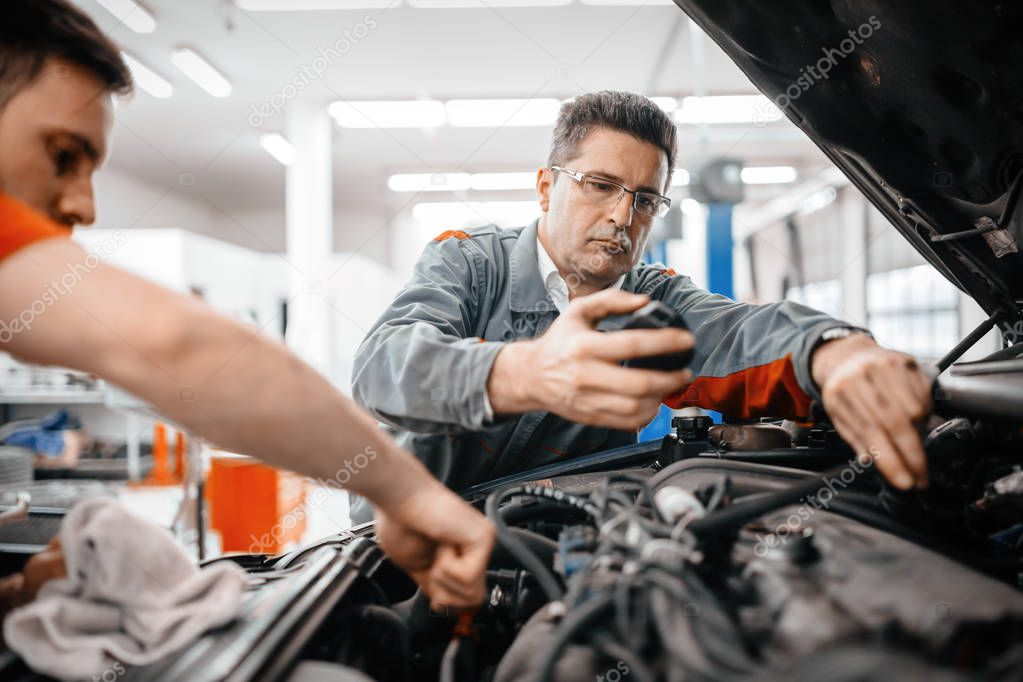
[660,267,677,276]
[0,194,69,262]
[663,353,812,420]
[434,229,471,242]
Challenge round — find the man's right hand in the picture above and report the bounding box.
[374,482,495,611]
[488,290,694,431]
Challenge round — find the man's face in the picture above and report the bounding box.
[0,58,114,227]
[537,127,669,293]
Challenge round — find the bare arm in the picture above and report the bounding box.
[0,239,418,505]
[0,237,493,606]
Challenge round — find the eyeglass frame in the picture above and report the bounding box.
[548,165,672,218]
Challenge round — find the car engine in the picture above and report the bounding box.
[296,399,1023,682]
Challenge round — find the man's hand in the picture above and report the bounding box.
[374,482,495,611]
[488,290,694,431]
[812,333,933,490]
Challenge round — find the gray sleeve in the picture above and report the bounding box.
[351,235,503,433]
[649,274,858,419]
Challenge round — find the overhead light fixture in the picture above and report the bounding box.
[445,99,561,127]
[260,133,295,166]
[469,172,537,191]
[409,0,569,7]
[330,100,445,128]
[680,198,703,215]
[412,201,538,226]
[170,47,232,98]
[669,169,691,187]
[120,52,172,98]
[650,97,678,113]
[389,172,539,192]
[236,0,394,8]
[798,186,838,214]
[96,0,156,34]
[741,166,797,184]
[580,0,675,5]
[675,95,782,125]
[388,173,471,192]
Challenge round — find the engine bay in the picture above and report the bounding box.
[276,397,1023,682]
[5,365,1015,682]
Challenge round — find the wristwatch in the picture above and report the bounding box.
[819,326,869,343]
[808,326,874,420]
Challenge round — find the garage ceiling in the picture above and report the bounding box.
[74,0,827,248]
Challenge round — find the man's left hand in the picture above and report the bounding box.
[812,333,933,490]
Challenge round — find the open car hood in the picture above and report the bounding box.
[675,1,1023,325]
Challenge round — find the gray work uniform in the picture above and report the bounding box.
[350,220,845,521]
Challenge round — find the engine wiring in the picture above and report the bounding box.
[480,444,1023,682]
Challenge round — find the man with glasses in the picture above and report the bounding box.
[352,91,934,519]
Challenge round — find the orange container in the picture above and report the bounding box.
[135,422,178,486]
[206,456,307,554]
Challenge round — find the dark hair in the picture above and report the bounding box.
[547,91,677,190]
[0,0,133,109]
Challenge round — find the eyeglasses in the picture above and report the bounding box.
[549,166,671,219]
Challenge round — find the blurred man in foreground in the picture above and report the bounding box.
[0,0,493,611]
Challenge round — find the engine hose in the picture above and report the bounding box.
[537,592,616,682]
[592,631,656,682]
[486,487,566,601]
[686,463,853,538]
[439,638,459,682]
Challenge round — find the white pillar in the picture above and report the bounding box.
[284,100,333,375]
[838,188,868,327]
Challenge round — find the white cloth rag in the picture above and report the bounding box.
[3,497,247,680]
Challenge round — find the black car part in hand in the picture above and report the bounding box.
[597,300,694,371]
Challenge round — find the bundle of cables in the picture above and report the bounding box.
[486,465,860,682]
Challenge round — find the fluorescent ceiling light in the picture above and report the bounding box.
[388,173,471,192]
[445,99,561,127]
[170,47,232,98]
[650,97,678,113]
[680,198,702,215]
[260,133,295,166]
[330,100,445,128]
[409,0,569,7]
[95,0,156,33]
[675,95,782,125]
[798,186,838,215]
[741,166,797,184]
[120,52,172,98]
[390,172,538,192]
[581,0,675,5]
[236,0,395,9]
[469,172,537,191]
[669,169,690,187]
[412,201,538,226]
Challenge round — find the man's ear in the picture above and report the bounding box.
[536,167,552,212]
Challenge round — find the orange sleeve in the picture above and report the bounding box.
[0,194,69,263]
[663,354,813,420]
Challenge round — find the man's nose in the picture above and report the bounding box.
[609,191,633,228]
[56,176,96,227]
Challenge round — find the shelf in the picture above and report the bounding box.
[0,390,106,405]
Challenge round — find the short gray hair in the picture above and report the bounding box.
[547,91,677,190]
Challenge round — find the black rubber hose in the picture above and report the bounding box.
[593,631,656,682]
[686,463,853,538]
[486,487,565,601]
[537,592,616,682]
[354,605,411,681]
